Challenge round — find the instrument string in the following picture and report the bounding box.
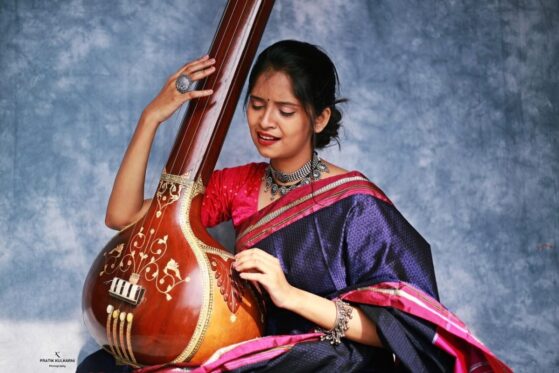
[199,0,259,177]
[122,0,244,275]
[120,1,238,276]
[174,0,245,176]
[85,3,272,364]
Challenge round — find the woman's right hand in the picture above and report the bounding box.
[142,55,216,125]
[105,55,216,230]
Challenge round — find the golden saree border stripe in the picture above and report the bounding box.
[360,286,479,343]
[236,176,378,247]
[241,184,372,248]
[237,176,370,242]
[356,284,512,371]
[239,176,369,238]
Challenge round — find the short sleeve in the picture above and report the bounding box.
[201,163,266,229]
[201,168,233,228]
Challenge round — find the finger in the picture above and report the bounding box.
[178,54,209,72]
[169,54,209,81]
[234,258,262,273]
[234,259,274,275]
[239,272,265,283]
[234,256,272,274]
[236,248,278,266]
[172,57,216,80]
[184,57,216,76]
[178,89,214,101]
[236,248,271,260]
[235,249,270,265]
[188,66,216,81]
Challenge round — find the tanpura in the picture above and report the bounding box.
[82,0,275,367]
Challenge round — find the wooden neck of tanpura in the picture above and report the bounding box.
[163,0,274,186]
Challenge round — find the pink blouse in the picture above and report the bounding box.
[201,162,267,231]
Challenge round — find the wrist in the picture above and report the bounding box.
[138,111,161,131]
[317,299,353,345]
[280,286,304,312]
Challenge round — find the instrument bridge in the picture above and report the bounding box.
[108,275,145,306]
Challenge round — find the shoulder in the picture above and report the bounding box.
[218,162,267,176]
[321,160,348,177]
[353,174,393,206]
[211,162,267,182]
[321,159,392,206]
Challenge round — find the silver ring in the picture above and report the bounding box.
[175,74,193,94]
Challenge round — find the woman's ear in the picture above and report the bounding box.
[314,107,331,134]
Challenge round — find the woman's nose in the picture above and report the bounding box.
[259,108,276,129]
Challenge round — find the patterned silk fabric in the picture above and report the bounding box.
[80,164,510,373]
[191,163,510,372]
[198,164,447,371]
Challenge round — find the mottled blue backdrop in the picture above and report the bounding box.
[0,0,557,372]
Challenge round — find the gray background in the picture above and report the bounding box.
[1,0,557,371]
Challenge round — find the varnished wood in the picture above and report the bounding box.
[167,0,275,185]
[83,0,274,366]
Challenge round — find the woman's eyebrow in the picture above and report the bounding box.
[249,94,300,107]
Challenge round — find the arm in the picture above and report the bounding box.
[104,114,157,230]
[105,55,216,230]
[285,285,384,347]
[234,249,384,348]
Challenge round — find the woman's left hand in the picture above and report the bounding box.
[234,248,296,309]
[235,249,384,348]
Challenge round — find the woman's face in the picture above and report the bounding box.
[246,69,313,170]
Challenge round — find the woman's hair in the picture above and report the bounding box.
[246,40,346,149]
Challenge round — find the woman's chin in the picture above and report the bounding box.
[251,141,277,159]
[254,147,275,159]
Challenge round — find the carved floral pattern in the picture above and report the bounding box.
[155,178,184,218]
[99,172,190,301]
[99,243,125,276]
[207,252,244,314]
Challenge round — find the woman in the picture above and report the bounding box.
[103,40,510,372]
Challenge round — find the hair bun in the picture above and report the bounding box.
[315,103,345,149]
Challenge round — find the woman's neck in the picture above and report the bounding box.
[269,153,313,176]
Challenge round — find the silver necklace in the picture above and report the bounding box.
[264,152,329,198]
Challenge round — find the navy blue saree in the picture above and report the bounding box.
[135,169,511,373]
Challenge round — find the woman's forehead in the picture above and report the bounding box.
[251,70,298,102]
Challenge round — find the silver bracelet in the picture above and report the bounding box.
[317,299,353,345]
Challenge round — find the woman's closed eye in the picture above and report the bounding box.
[251,103,265,110]
[250,102,294,117]
[279,110,295,117]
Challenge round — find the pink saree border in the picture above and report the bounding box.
[235,171,392,251]
[133,334,321,373]
[342,282,513,373]
[134,282,512,373]
[196,333,320,372]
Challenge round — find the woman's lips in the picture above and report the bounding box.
[257,132,280,146]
